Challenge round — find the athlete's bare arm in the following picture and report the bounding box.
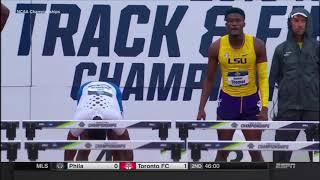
[1,3,9,32]
[254,37,268,120]
[197,39,220,120]
[254,38,267,64]
[107,130,133,161]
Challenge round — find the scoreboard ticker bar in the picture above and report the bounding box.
[11,162,299,171]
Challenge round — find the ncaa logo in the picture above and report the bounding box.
[85,143,92,149]
[248,143,255,149]
[79,122,85,127]
[231,122,238,128]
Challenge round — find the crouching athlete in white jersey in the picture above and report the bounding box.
[64,81,133,161]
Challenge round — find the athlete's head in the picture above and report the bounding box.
[92,114,125,135]
[224,7,245,36]
[93,116,102,120]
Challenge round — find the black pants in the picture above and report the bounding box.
[273,110,319,162]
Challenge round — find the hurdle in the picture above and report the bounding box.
[1,141,21,161]
[176,121,319,140]
[22,120,171,140]
[1,121,19,140]
[188,141,320,162]
[25,140,185,162]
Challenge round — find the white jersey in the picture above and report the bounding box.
[75,81,122,119]
[71,81,125,136]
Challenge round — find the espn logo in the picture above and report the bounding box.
[120,162,136,170]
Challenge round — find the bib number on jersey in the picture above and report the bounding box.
[227,71,249,87]
[87,84,113,97]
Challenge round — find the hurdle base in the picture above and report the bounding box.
[7,144,18,162]
[190,144,203,162]
[6,123,18,140]
[178,123,194,140]
[26,144,41,161]
[1,122,19,140]
[25,123,41,140]
[152,123,169,140]
[169,144,182,162]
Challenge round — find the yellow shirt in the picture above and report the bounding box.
[218,34,257,97]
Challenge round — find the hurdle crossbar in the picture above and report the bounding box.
[22,120,171,140]
[188,140,320,162]
[24,140,185,162]
[176,121,319,140]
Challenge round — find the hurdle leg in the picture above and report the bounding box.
[158,123,168,140]
[171,144,181,162]
[7,143,18,162]
[26,143,40,161]
[178,123,189,141]
[6,123,18,140]
[25,123,37,140]
[190,144,201,162]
